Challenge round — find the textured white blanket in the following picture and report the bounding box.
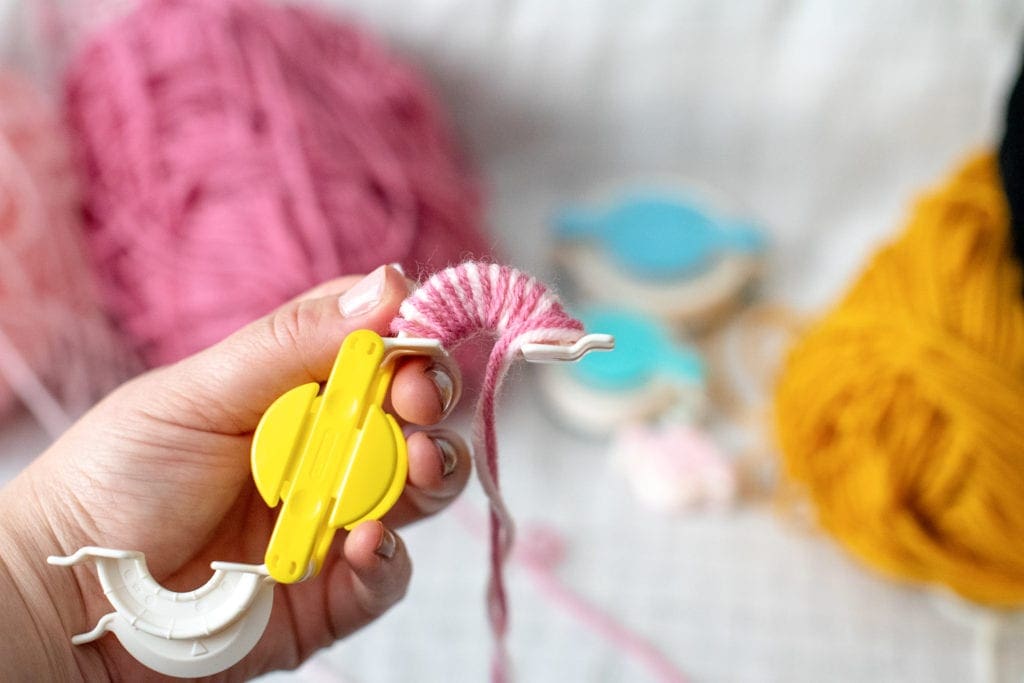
[2,1,1024,681]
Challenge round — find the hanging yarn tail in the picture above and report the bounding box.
[515,526,690,683]
[0,70,133,435]
[66,0,489,367]
[453,502,690,683]
[393,262,585,679]
[774,153,1024,606]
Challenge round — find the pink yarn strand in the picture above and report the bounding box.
[0,329,72,436]
[517,529,690,683]
[454,504,690,683]
[393,262,584,680]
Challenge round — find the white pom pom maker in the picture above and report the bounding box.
[46,330,612,678]
[47,548,274,678]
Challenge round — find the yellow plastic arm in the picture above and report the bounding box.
[251,330,408,583]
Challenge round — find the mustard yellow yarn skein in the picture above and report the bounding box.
[774,153,1024,606]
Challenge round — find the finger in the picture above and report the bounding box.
[327,521,412,637]
[384,430,472,527]
[390,357,460,426]
[289,275,365,303]
[161,265,411,432]
[291,267,417,303]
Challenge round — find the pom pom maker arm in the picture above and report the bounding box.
[46,548,274,679]
[520,333,615,362]
[46,328,612,678]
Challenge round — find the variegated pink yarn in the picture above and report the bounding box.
[0,70,132,436]
[393,262,585,682]
[66,0,489,367]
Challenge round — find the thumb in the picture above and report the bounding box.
[158,265,410,432]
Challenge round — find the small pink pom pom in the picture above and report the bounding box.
[612,422,737,511]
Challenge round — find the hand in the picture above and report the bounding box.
[0,265,472,681]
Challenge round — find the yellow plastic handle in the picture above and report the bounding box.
[251,330,408,584]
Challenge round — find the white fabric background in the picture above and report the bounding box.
[2,1,1024,681]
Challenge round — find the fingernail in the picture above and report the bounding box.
[338,266,386,317]
[388,262,405,276]
[433,435,458,478]
[426,364,454,415]
[375,524,397,559]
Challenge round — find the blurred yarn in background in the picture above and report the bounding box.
[0,69,131,436]
[65,0,490,367]
[543,183,769,512]
[774,154,1024,606]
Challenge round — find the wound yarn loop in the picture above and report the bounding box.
[66,0,488,367]
[393,262,584,680]
[774,154,1024,606]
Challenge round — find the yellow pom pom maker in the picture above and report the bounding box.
[251,329,460,584]
[47,327,612,677]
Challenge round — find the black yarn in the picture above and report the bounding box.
[998,45,1024,268]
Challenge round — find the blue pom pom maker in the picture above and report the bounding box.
[539,307,707,434]
[553,184,766,328]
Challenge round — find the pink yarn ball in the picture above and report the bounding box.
[66,0,490,366]
[0,70,131,432]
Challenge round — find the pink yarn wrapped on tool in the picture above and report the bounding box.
[394,262,586,682]
[66,0,489,367]
[0,71,131,435]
